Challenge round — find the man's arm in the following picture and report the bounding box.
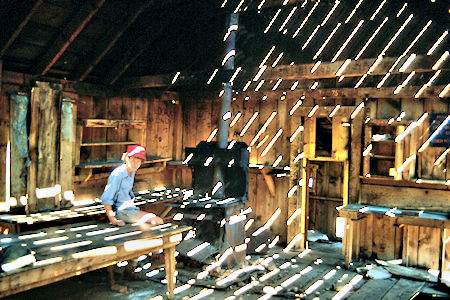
[101,170,125,226]
[104,204,125,226]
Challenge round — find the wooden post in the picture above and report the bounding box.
[0,59,6,207]
[303,117,315,158]
[288,114,303,247]
[37,84,59,211]
[60,93,77,208]
[299,158,310,249]
[362,125,372,177]
[28,82,61,212]
[9,93,29,208]
[442,228,449,286]
[395,125,405,180]
[27,87,39,213]
[164,246,176,299]
[343,160,349,206]
[349,114,363,203]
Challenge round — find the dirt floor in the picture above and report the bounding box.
[4,241,449,300]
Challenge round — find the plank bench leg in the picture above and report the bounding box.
[164,246,176,299]
[107,265,128,294]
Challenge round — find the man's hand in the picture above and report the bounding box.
[111,219,126,226]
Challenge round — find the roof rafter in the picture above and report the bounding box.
[73,0,155,82]
[0,0,44,58]
[32,0,106,76]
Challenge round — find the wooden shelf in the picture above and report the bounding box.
[77,157,171,168]
[81,119,145,129]
[81,141,135,146]
[371,154,395,160]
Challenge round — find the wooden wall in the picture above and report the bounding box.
[362,98,450,211]
[0,70,448,251]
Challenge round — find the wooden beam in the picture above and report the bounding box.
[0,59,6,206]
[120,55,447,89]
[9,93,29,205]
[287,114,303,246]
[73,0,154,81]
[60,92,77,208]
[299,158,309,249]
[261,168,276,197]
[27,87,39,213]
[33,0,106,75]
[239,86,448,99]
[263,55,447,80]
[0,0,43,58]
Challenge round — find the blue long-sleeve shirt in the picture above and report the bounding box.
[101,164,138,213]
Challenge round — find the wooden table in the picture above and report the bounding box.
[338,204,450,284]
[0,221,191,299]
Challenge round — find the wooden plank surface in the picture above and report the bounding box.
[417,226,441,270]
[9,93,28,204]
[37,85,59,211]
[346,278,397,300]
[360,183,450,211]
[27,87,39,213]
[380,278,425,300]
[60,96,76,208]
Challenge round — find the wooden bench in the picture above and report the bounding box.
[0,188,183,235]
[0,221,191,299]
[338,204,450,284]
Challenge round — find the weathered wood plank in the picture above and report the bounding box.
[346,278,397,300]
[60,93,77,208]
[403,225,419,267]
[380,278,425,300]
[9,93,28,205]
[442,228,450,286]
[360,184,450,211]
[27,87,39,212]
[172,101,183,160]
[417,226,441,270]
[0,60,11,207]
[37,84,59,211]
[349,113,362,203]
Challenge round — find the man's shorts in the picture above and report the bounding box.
[116,209,140,224]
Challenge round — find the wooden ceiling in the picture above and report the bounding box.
[0,0,448,94]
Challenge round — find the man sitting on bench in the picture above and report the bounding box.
[101,145,163,228]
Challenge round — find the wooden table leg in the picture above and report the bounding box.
[164,246,176,299]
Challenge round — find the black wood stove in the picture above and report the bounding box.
[171,141,249,266]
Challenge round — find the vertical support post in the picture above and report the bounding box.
[442,228,449,285]
[60,94,76,208]
[395,125,405,180]
[27,87,39,213]
[288,115,303,246]
[9,93,29,209]
[164,246,176,299]
[214,13,239,198]
[0,59,8,209]
[343,160,349,206]
[299,158,310,249]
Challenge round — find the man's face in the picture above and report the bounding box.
[127,156,143,172]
